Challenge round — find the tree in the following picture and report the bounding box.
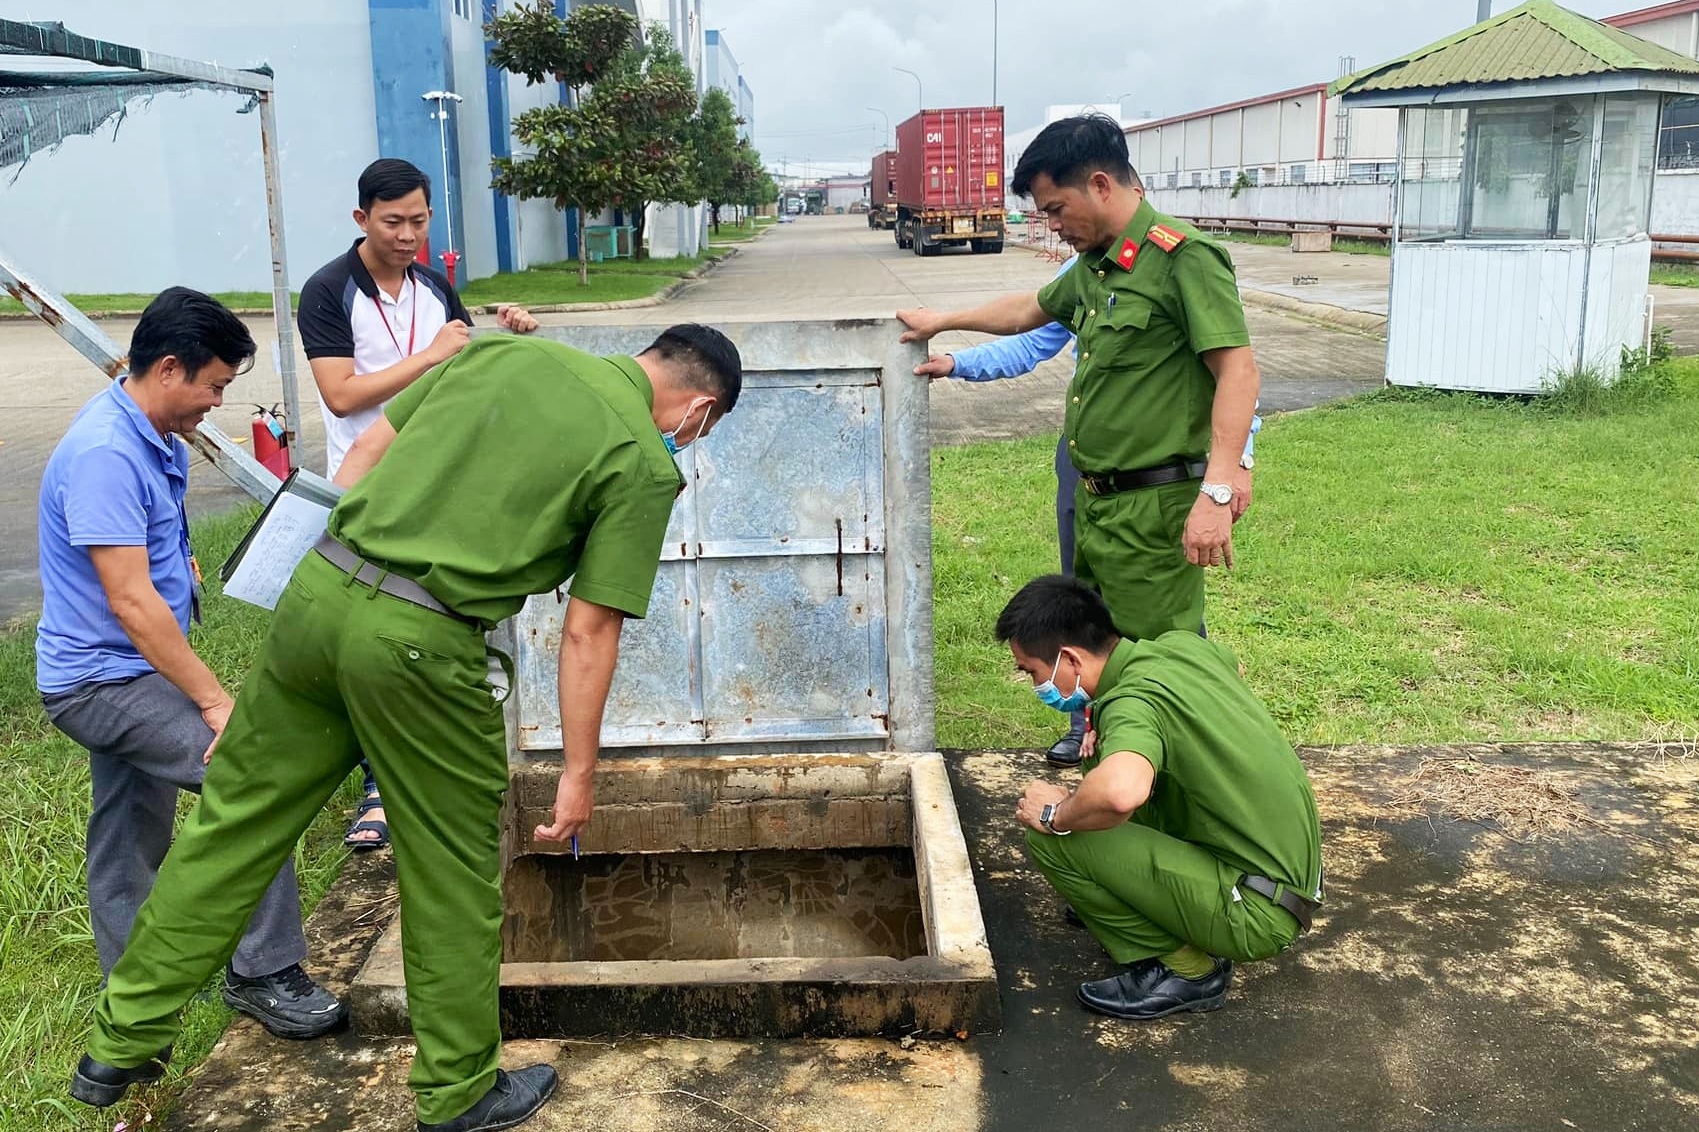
[487,2,697,283]
[688,88,742,232]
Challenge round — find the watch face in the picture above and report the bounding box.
[1204,484,1232,505]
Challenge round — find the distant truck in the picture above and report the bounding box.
[892,107,1005,256]
[867,149,898,230]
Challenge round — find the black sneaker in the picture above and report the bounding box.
[223,963,349,1039]
[1077,957,1233,1020]
[68,1046,172,1107]
[418,1065,559,1132]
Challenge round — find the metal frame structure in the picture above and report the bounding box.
[0,18,299,501]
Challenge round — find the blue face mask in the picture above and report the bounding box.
[1034,651,1091,714]
[661,397,712,457]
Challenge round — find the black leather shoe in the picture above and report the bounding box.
[1046,729,1085,768]
[1077,957,1233,1020]
[69,1046,173,1107]
[418,1064,559,1132]
[1062,903,1087,928]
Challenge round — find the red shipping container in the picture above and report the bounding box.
[893,107,1004,211]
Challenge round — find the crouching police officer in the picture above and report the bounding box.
[997,575,1322,1019]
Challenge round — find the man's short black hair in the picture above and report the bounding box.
[1011,114,1138,197]
[641,324,743,414]
[128,287,257,381]
[358,158,432,212]
[995,575,1119,660]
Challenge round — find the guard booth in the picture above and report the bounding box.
[350,320,1000,1040]
[1333,1,1699,393]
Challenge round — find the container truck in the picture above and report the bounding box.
[892,107,1005,256]
[867,150,898,230]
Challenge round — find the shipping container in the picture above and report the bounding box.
[892,107,1005,255]
[867,150,898,229]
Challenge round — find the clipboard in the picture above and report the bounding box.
[219,467,345,610]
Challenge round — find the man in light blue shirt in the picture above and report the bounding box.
[914,255,1260,766]
[38,288,347,1061]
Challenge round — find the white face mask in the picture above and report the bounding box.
[661,396,713,456]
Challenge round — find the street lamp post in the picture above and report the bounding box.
[867,107,891,150]
[1477,1,1492,21]
[992,0,998,106]
[894,67,922,115]
[422,89,464,283]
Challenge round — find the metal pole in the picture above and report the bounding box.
[424,91,463,260]
[894,67,922,114]
[257,91,301,471]
[992,0,998,106]
[867,107,890,149]
[1477,1,1492,22]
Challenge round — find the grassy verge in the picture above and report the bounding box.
[1218,231,1389,256]
[0,291,291,317]
[933,363,1699,749]
[706,218,771,243]
[0,507,363,1132]
[458,268,679,307]
[1650,263,1699,288]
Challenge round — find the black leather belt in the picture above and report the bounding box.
[1241,874,1319,933]
[313,534,477,626]
[1079,460,1207,496]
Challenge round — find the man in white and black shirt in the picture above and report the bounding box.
[297,158,538,848]
[299,158,539,478]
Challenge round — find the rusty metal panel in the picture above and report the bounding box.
[508,320,931,756]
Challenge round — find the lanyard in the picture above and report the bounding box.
[372,276,417,360]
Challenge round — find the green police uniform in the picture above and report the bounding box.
[1026,631,1322,964]
[88,335,684,1126]
[1036,200,1251,641]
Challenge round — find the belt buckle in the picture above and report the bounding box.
[1083,476,1104,496]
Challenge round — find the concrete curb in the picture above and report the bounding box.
[0,245,751,323]
[1239,287,1388,336]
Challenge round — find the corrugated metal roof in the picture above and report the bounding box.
[1331,0,1699,97]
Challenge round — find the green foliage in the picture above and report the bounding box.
[488,3,697,275]
[1229,171,1252,199]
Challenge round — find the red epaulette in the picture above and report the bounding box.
[1147,224,1187,253]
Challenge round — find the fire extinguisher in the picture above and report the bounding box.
[252,404,290,478]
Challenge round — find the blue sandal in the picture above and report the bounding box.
[343,795,390,851]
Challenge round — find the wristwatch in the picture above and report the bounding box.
[1200,482,1233,506]
[1039,801,1073,836]
[1239,454,1255,471]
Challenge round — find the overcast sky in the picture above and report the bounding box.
[700,0,1641,177]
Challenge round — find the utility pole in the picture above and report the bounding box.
[1477,1,1491,21]
[992,0,999,106]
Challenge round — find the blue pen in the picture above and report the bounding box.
[570,834,580,860]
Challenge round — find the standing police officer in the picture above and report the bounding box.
[899,114,1259,643]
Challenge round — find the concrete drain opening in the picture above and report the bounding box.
[503,847,927,963]
[351,753,998,1039]
[347,321,997,1040]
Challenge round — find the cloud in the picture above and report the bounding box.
[702,0,1641,176]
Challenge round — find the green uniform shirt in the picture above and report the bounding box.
[1089,632,1322,900]
[1037,199,1250,476]
[328,335,684,625]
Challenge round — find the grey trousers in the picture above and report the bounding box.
[42,672,308,979]
[1055,436,1087,738]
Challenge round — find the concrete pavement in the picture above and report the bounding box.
[0,215,1384,621]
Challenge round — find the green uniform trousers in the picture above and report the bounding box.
[1026,821,1297,965]
[1073,477,1205,642]
[89,552,509,1125]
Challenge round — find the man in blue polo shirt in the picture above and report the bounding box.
[37,287,345,1044]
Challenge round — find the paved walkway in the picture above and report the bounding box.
[165,741,1699,1131]
[0,217,1385,621]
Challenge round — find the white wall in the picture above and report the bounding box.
[1146,182,1394,227]
[1610,11,1699,56]
[0,0,378,294]
[1652,169,1699,235]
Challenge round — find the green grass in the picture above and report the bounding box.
[458,268,679,307]
[533,251,724,277]
[1218,232,1389,256]
[706,218,771,243]
[0,291,292,317]
[0,507,364,1131]
[1650,263,1699,288]
[933,364,1699,750]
